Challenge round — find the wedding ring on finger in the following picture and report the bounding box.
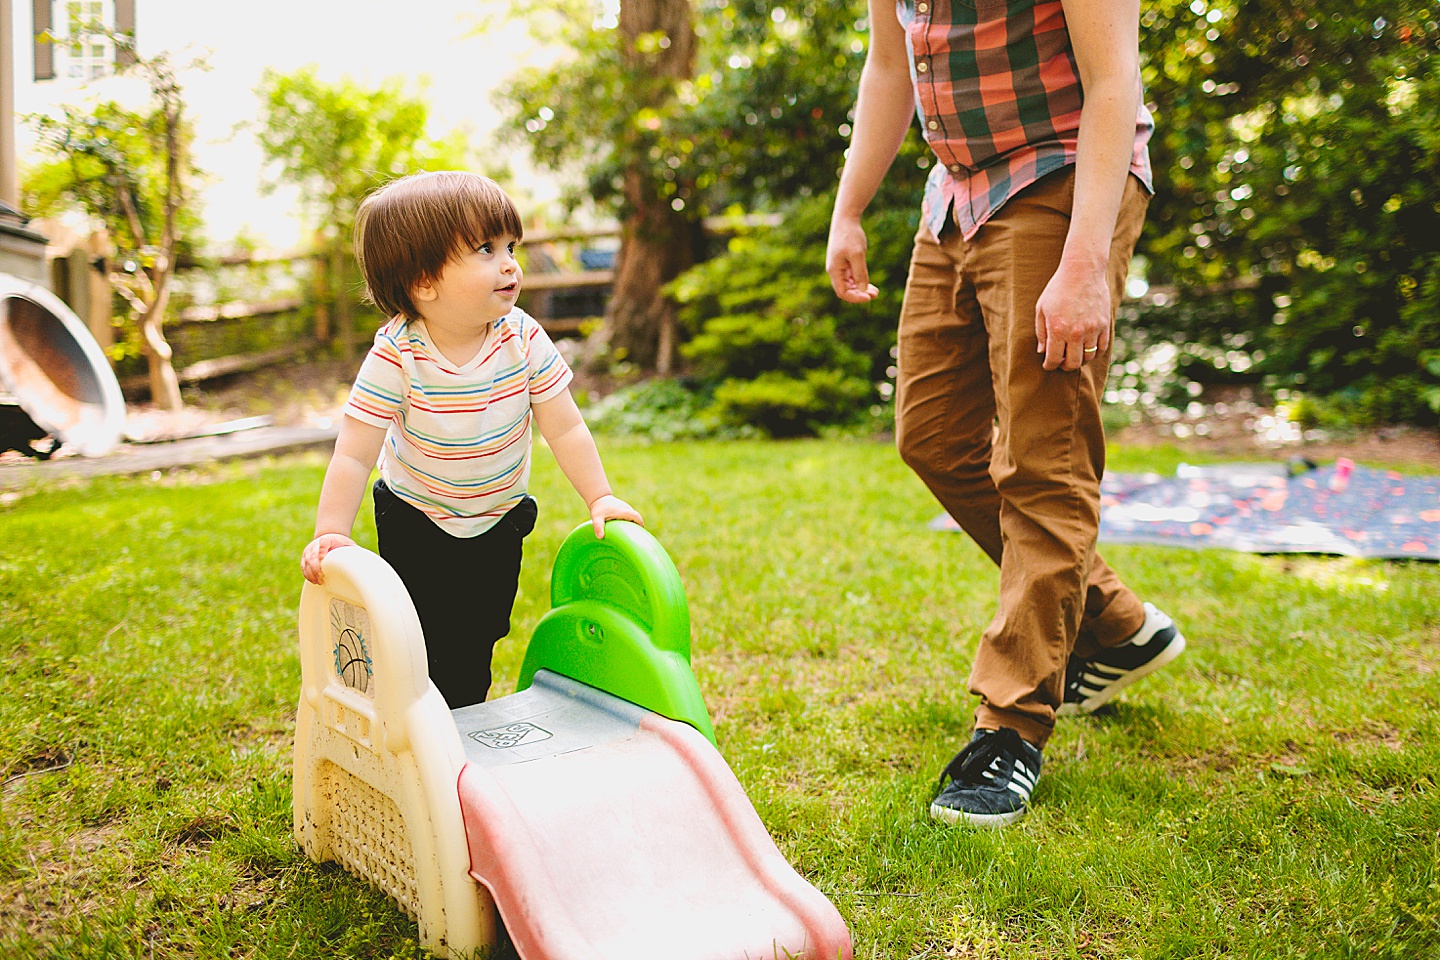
[1083,346,1098,354]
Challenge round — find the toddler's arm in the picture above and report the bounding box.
[301,415,387,584]
[532,391,643,538]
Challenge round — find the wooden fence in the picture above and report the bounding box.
[114,248,326,393]
[80,212,782,395]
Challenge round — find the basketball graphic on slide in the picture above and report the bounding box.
[329,600,373,694]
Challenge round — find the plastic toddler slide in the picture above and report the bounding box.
[293,522,852,959]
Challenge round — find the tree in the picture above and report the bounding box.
[672,192,918,435]
[253,68,468,353]
[672,0,1440,427]
[608,0,699,374]
[500,0,920,372]
[24,46,201,410]
[1137,0,1440,423]
[500,0,933,429]
[498,0,699,372]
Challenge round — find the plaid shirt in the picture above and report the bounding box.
[899,0,1154,240]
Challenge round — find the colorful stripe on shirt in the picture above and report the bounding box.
[343,308,573,537]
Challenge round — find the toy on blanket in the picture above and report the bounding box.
[293,521,852,960]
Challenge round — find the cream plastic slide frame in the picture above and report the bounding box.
[294,545,495,957]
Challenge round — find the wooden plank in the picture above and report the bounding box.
[176,340,318,383]
[118,340,319,393]
[524,213,782,245]
[0,425,340,490]
[538,318,589,336]
[174,249,310,269]
[524,225,621,244]
[208,248,309,267]
[178,296,305,324]
[522,270,614,292]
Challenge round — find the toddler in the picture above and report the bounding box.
[301,171,642,708]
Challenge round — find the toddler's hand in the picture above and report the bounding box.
[302,534,358,584]
[588,495,644,538]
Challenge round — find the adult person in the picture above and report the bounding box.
[826,0,1185,826]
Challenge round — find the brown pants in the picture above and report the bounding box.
[895,168,1150,748]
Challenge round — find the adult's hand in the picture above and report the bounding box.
[1035,256,1111,371]
[1042,0,1141,372]
[826,217,880,303]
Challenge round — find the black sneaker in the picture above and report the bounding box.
[1057,602,1186,716]
[929,728,1042,828]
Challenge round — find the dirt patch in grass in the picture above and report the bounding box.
[1397,624,1440,676]
[213,870,278,920]
[23,823,119,867]
[1,822,126,940]
[2,745,74,794]
[224,719,293,756]
[1132,737,1247,779]
[171,813,235,849]
[1332,720,1407,752]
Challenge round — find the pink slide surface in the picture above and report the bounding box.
[457,710,853,960]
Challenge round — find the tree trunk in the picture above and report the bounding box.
[311,254,331,344]
[310,231,331,344]
[609,172,700,372]
[331,245,354,358]
[112,88,185,411]
[139,279,182,411]
[606,0,697,373]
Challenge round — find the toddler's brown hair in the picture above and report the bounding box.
[354,171,524,321]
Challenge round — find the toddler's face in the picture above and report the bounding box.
[420,234,523,325]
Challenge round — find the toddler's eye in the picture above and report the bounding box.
[476,241,492,254]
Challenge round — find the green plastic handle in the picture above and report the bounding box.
[517,521,716,743]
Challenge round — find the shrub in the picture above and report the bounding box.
[669,190,919,436]
[582,377,747,441]
[710,369,874,437]
[1138,0,1440,424]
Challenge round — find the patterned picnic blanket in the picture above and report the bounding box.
[930,462,1440,560]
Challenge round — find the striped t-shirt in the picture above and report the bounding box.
[343,308,573,537]
[899,0,1154,240]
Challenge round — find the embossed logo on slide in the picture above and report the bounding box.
[469,722,554,750]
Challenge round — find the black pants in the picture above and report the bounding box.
[372,479,537,709]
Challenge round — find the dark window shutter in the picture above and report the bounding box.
[32,0,53,81]
[114,0,137,67]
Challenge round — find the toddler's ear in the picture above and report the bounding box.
[412,279,438,303]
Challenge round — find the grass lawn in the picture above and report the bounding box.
[2,439,1438,959]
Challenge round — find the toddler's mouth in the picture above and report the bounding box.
[496,282,519,294]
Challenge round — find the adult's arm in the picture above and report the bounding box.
[825,0,918,303]
[1036,0,1143,370]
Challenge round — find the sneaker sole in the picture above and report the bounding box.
[1056,631,1187,717]
[928,802,1028,828]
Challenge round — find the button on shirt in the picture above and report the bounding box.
[900,0,1154,240]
